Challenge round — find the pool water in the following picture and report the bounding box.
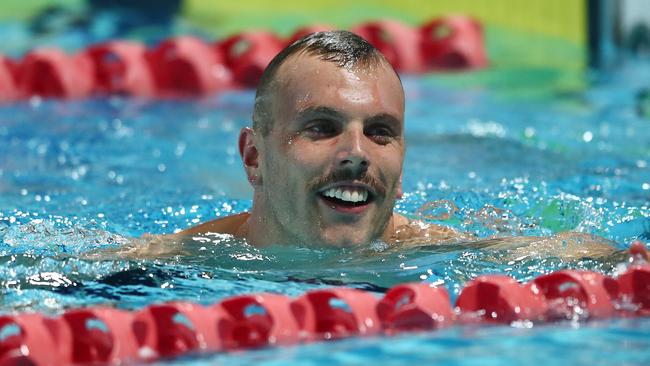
[1,61,649,365]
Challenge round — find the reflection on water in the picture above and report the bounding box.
[0,215,628,314]
[0,63,649,363]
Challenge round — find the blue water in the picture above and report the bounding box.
[1,61,649,365]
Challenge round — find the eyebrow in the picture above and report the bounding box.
[295,106,346,121]
[296,106,402,128]
[365,113,403,133]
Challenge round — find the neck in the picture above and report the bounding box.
[243,206,405,248]
[243,192,293,247]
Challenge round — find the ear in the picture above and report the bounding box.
[396,173,403,199]
[239,127,262,186]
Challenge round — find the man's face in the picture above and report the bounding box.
[255,53,405,246]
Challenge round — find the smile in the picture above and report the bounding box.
[321,186,368,203]
[318,184,375,214]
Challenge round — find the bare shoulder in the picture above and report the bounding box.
[386,213,473,245]
[176,212,250,237]
[85,213,251,260]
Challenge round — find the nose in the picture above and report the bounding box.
[337,126,369,176]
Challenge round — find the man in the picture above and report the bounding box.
[121,31,617,259]
[178,30,465,248]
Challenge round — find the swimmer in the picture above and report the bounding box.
[182,30,462,248]
[121,31,621,259]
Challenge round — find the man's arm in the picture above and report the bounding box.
[389,218,618,260]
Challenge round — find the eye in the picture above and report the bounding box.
[365,124,397,144]
[303,120,339,138]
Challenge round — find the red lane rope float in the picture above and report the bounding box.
[530,270,619,320]
[1,243,648,366]
[456,275,548,323]
[148,36,233,97]
[0,15,487,102]
[351,20,425,74]
[62,307,139,364]
[618,265,650,316]
[132,302,226,359]
[292,288,381,340]
[377,283,453,333]
[217,31,285,88]
[15,48,94,99]
[216,293,300,349]
[0,314,71,366]
[0,55,19,102]
[85,41,156,97]
[420,15,488,70]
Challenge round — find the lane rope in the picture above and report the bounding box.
[0,242,648,365]
[0,16,487,102]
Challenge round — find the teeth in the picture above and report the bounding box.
[321,187,369,203]
[342,190,351,201]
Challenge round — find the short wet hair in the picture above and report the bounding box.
[252,30,393,136]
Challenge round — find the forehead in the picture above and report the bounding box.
[270,53,405,121]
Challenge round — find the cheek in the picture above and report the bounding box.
[266,143,324,188]
[387,161,403,187]
[377,146,404,177]
[285,141,330,170]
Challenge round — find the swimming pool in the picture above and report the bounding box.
[1,60,649,364]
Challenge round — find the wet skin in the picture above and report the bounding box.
[138,54,618,259]
[251,54,407,246]
[186,54,411,247]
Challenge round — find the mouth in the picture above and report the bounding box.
[317,184,375,214]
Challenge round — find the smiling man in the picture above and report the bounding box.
[140,30,618,259]
[178,30,461,247]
